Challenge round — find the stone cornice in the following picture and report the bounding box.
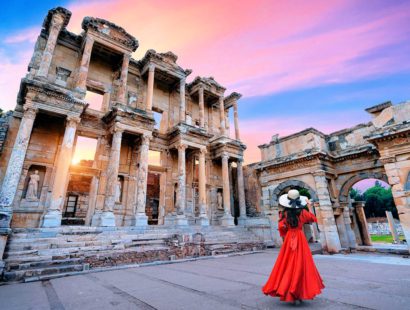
[365,122,410,143]
[82,16,139,51]
[42,7,72,33]
[258,127,326,149]
[139,49,189,78]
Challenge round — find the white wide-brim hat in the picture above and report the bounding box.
[279,189,308,208]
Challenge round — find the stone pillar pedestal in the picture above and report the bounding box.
[99,128,123,227]
[37,13,65,78]
[75,36,94,94]
[0,228,11,276]
[42,116,80,227]
[221,153,234,226]
[219,96,226,136]
[313,170,342,253]
[233,102,240,140]
[237,159,247,225]
[145,65,155,111]
[179,78,186,123]
[355,202,372,246]
[386,210,400,243]
[134,135,151,227]
[0,107,37,227]
[198,148,209,226]
[116,53,130,104]
[199,87,205,128]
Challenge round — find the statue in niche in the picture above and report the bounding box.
[115,177,122,203]
[26,170,40,201]
[217,191,224,210]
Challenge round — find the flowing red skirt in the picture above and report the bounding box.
[262,229,324,302]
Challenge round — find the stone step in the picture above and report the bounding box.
[7,258,84,271]
[3,264,85,282]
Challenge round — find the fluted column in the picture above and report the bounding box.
[116,53,130,104]
[0,107,37,227]
[176,144,188,225]
[42,116,80,227]
[199,87,205,128]
[99,128,123,226]
[219,96,225,136]
[145,64,155,111]
[75,36,94,93]
[134,134,150,227]
[198,148,209,225]
[233,102,240,140]
[237,158,247,225]
[179,78,186,123]
[37,13,65,77]
[221,153,234,226]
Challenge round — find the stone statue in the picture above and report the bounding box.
[217,191,223,210]
[115,177,122,203]
[26,170,40,201]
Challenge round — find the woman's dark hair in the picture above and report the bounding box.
[282,208,303,228]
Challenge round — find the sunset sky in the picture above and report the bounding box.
[1,0,409,173]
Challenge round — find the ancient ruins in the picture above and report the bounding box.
[246,101,410,253]
[0,6,409,282]
[0,7,266,281]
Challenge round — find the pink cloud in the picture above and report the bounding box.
[3,27,39,44]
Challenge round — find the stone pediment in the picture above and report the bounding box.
[82,17,139,52]
[139,49,190,78]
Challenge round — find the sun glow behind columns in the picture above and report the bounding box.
[71,137,98,165]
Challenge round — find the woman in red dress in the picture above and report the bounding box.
[262,189,324,304]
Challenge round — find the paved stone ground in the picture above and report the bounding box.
[1,249,410,310]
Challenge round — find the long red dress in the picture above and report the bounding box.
[262,209,324,302]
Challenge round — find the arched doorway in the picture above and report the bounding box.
[272,180,318,243]
[341,175,403,246]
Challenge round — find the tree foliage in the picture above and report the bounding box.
[350,181,397,218]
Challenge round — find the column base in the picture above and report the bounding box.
[41,210,62,228]
[99,211,116,227]
[220,214,235,227]
[176,215,189,226]
[198,215,210,226]
[134,213,148,227]
[91,211,102,226]
[237,216,248,226]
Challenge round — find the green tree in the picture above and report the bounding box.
[349,188,364,201]
[363,181,397,218]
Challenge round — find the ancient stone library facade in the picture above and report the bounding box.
[0,7,261,279]
[246,101,410,253]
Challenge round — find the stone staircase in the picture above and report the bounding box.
[1,225,265,283]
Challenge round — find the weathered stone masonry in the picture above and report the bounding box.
[246,101,410,253]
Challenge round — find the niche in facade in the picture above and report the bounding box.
[72,136,98,166]
[22,165,46,203]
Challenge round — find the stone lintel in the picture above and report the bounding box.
[139,50,188,80]
[223,92,242,109]
[365,101,393,115]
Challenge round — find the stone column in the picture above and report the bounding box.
[116,53,130,104]
[198,148,209,225]
[221,153,234,226]
[0,107,37,227]
[176,144,188,225]
[343,205,357,248]
[355,202,372,246]
[237,158,247,225]
[335,211,349,248]
[75,36,94,93]
[233,102,240,140]
[134,134,150,227]
[37,13,65,78]
[386,210,400,243]
[199,87,205,128]
[313,170,342,253]
[179,78,186,123]
[99,128,123,226]
[145,64,155,111]
[42,116,80,227]
[219,96,226,136]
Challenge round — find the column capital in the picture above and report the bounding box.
[22,106,38,120]
[148,63,156,72]
[66,115,81,127]
[237,157,244,164]
[199,147,207,155]
[177,143,187,151]
[141,133,151,145]
[221,152,229,160]
[313,170,326,177]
